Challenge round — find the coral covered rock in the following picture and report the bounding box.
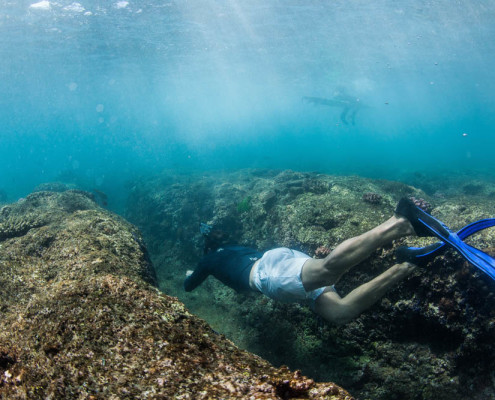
[0,190,352,399]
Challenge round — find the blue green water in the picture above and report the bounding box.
[1,1,495,205]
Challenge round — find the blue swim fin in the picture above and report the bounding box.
[396,198,495,280]
[397,219,495,266]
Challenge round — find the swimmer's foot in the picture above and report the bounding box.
[395,246,417,264]
[395,243,442,266]
[395,197,440,237]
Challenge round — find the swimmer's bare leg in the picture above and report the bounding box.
[313,261,417,324]
[301,215,414,290]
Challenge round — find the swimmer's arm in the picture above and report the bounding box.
[183,265,210,292]
[313,262,416,325]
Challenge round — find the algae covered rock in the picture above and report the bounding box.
[0,189,352,399]
[125,169,495,400]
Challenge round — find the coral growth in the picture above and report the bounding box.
[315,246,332,258]
[409,196,433,213]
[362,192,382,204]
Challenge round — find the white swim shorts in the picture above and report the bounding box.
[251,247,327,304]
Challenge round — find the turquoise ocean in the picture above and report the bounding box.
[2,0,495,207]
[3,2,495,398]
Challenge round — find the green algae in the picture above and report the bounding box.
[237,195,253,213]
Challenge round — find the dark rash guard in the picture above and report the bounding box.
[184,246,263,293]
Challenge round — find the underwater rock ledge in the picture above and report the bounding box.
[0,190,353,399]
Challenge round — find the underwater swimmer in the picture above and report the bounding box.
[303,87,363,125]
[184,200,419,325]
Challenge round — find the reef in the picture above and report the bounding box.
[0,189,353,399]
[125,169,495,400]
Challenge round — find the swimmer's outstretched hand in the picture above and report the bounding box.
[185,270,194,277]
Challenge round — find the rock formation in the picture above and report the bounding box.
[0,190,352,399]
